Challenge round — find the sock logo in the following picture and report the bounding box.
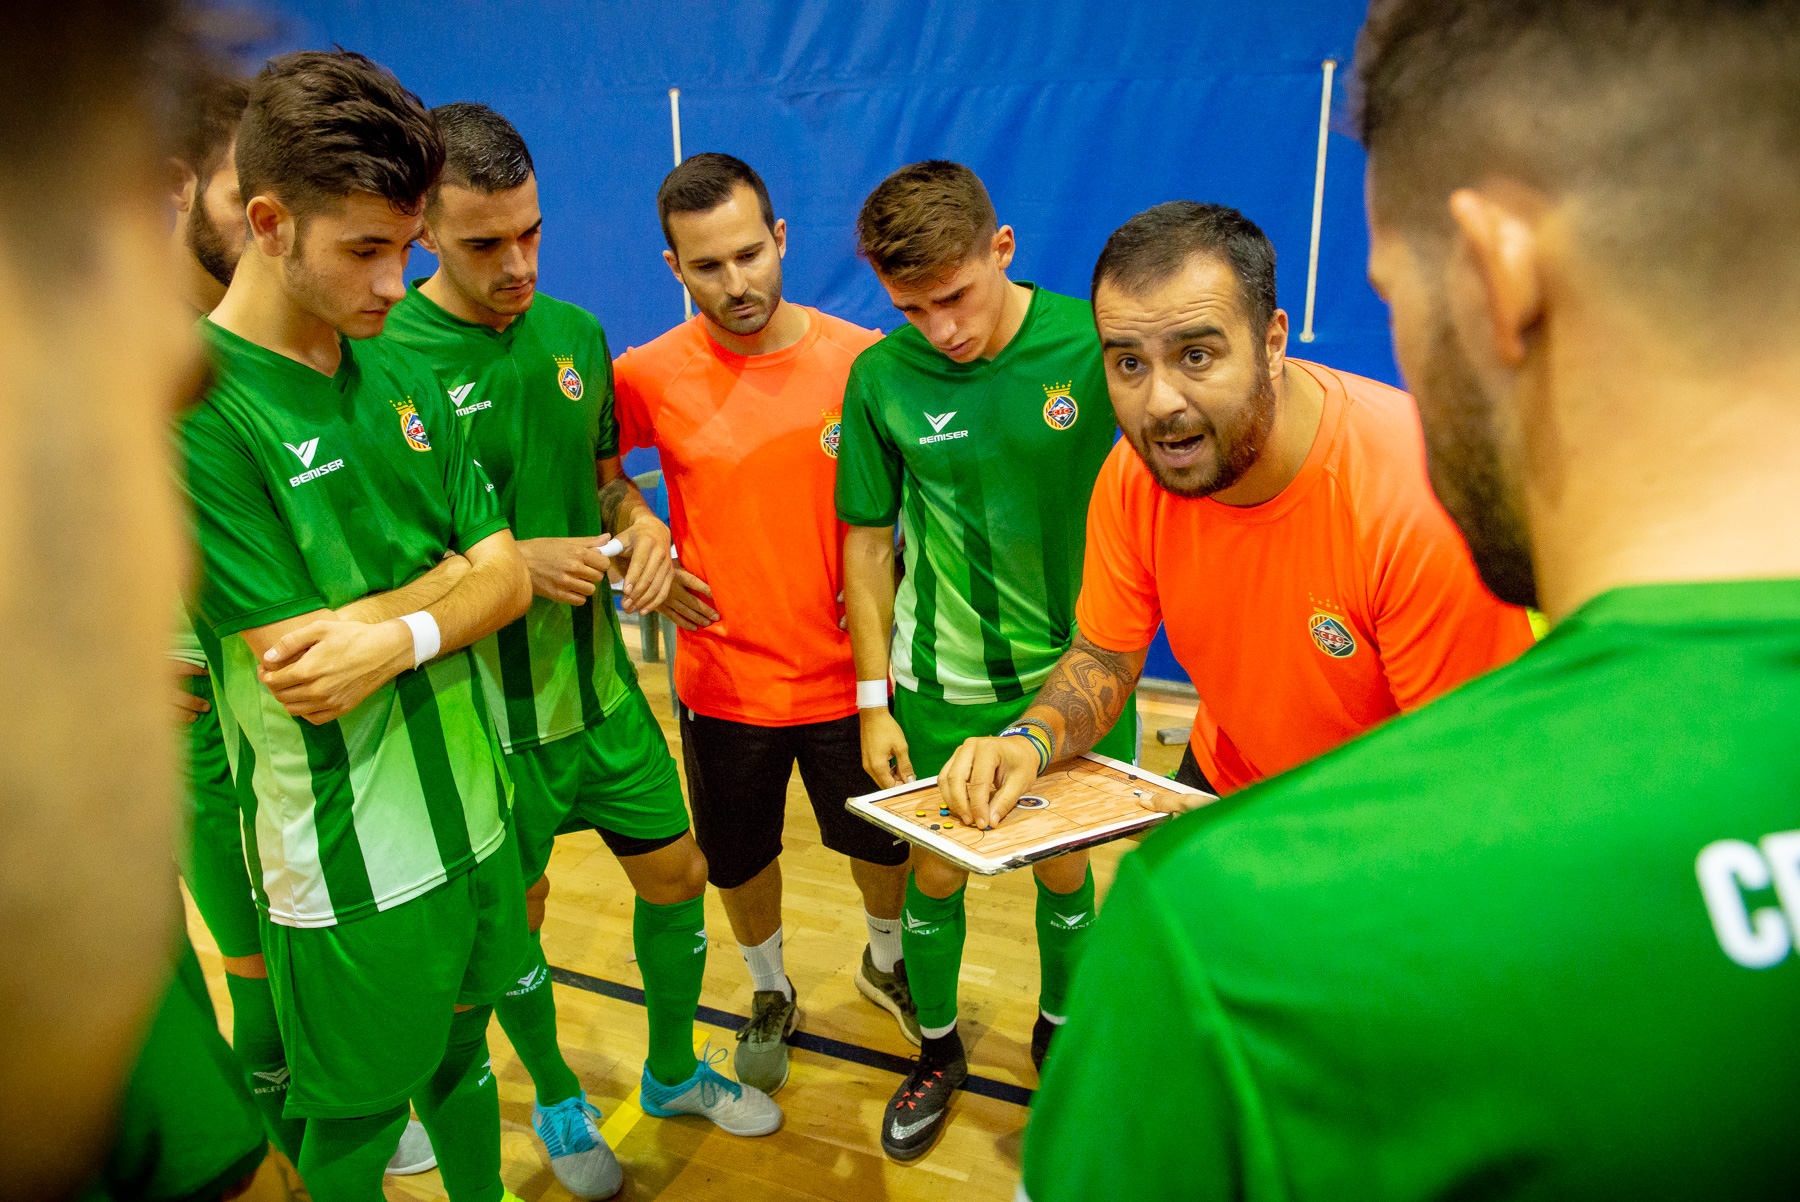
[1052,910,1092,930]
[904,911,940,936]
[477,1056,493,1088]
[251,1067,290,1094]
[694,928,708,954]
[510,964,546,994]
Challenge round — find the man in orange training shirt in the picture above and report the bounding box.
[937,201,1533,825]
[613,153,915,1094]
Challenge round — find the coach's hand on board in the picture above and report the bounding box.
[517,536,613,606]
[613,514,675,616]
[860,706,916,789]
[1135,790,1205,815]
[171,659,210,724]
[658,568,718,631]
[939,735,1041,830]
[256,619,414,724]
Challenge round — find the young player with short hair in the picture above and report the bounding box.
[385,106,781,1197]
[610,152,917,1096]
[1023,1,1800,1197]
[184,52,533,1201]
[836,160,1136,1162]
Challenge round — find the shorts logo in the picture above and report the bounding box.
[821,419,841,458]
[392,399,431,452]
[1042,381,1078,429]
[554,355,583,401]
[1308,611,1357,658]
[252,1067,290,1093]
[510,965,546,995]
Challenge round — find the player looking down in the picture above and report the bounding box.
[611,152,915,1094]
[938,201,1531,826]
[1024,1,1800,1197]
[837,160,1136,1163]
[385,107,782,1197]
[184,52,532,1201]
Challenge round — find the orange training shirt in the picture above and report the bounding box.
[1076,359,1535,794]
[613,308,882,726]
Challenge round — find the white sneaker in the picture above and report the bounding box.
[385,1118,437,1175]
[532,1090,623,1199]
[637,1046,783,1137]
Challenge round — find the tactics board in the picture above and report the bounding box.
[845,752,1216,875]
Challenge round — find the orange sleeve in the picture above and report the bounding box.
[1075,443,1164,653]
[611,348,652,453]
[1368,492,1535,711]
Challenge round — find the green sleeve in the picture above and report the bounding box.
[833,357,904,526]
[183,407,326,636]
[1022,853,1270,1202]
[590,317,620,462]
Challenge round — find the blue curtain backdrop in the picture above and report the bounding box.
[249,0,1391,686]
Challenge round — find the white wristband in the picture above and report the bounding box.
[856,678,889,709]
[396,611,441,669]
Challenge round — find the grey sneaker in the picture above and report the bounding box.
[855,946,921,1047]
[733,978,799,1094]
[385,1118,437,1175]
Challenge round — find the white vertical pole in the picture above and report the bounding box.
[1299,58,1336,344]
[669,87,692,321]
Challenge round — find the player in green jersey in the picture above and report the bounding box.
[386,104,781,1196]
[185,53,537,1202]
[1023,2,1800,1198]
[836,161,1136,1162]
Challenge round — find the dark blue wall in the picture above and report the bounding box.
[250,1,1391,686]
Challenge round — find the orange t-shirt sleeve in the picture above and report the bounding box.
[1075,443,1164,653]
[1368,493,1535,712]
[611,349,652,453]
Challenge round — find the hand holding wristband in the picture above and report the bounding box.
[998,724,1051,774]
[396,612,441,669]
[856,678,889,709]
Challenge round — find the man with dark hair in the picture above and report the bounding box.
[168,68,250,313]
[184,50,534,1201]
[387,111,781,1198]
[613,150,915,1097]
[836,159,1137,1162]
[1023,2,1800,1197]
[938,198,1528,830]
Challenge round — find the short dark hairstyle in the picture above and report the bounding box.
[1354,0,1800,310]
[236,50,443,220]
[172,64,249,182]
[657,153,775,252]
[855,161,997,285]
[431,102,533,211]
[1091,202,1279,336]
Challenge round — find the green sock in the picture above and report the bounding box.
[634,894,706,1086]
[298,1104,407,1201]
[493,929,581,1107]
[1034,867,1096,1018]
[224,971,307,1163]
[902,874,967,1032]
[412,1004,503,1202]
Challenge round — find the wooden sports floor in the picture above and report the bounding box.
[184,633,1194,1202]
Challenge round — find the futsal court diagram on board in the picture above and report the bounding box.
[846,752,1217,875]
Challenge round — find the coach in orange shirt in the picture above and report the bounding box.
[613,153,916,1095]
[938,200,1532,823]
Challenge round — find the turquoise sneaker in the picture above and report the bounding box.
[530,1090,622,1199]
[639,1045,782,1137]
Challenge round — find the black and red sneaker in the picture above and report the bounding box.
[880,1032,968,1162]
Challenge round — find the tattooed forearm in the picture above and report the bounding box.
[597,476,639,535]
[1023,631,1148,762]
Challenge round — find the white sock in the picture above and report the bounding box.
[1040,1009,1068,1025]
[740,927,792,1000]
[865,910,902,973]
[920,1018,957,1040]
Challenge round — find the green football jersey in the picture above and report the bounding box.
[1024,580,1800,1200]
[835,285,1114,703]
[382,284,631,752]
[184,319,512,929]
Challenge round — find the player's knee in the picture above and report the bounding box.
[667,842,710,902]
[526,873,550,932]
[913,852,965,898]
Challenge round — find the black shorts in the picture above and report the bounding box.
[1175,745,1220,795]
[679,707,911,889]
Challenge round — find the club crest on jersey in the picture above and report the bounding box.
[820,418,842,458]
[1042,381,1078,429]
[554,355,583,401]
[1308,610,1357,658]
[391,399,431,452]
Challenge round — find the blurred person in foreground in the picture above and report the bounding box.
[1023,1,1800,1198]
